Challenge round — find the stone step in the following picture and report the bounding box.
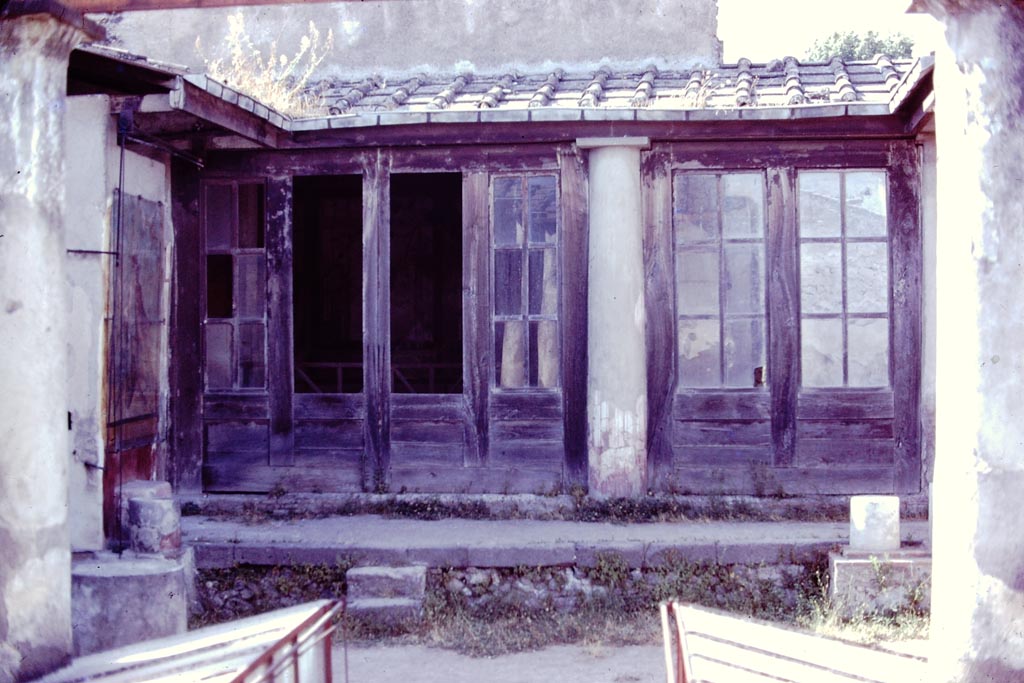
[346,597,423,627]
[347,565,426,600]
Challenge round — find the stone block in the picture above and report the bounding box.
[828,549,931,618]
[346,566,427,600]
[72,553,187,656]
[346,597,423,628]
[850,495,900,551]
[118,480,173,540]
[128,497,182,557]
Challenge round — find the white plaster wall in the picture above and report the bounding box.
[65,96,173,552]
[92,0,721,77]
[65,94,113,552]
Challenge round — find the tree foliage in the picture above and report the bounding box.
[805,30,914,62]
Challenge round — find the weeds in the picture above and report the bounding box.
[196,12,333,117]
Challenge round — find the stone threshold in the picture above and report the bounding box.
[183,514,931,570]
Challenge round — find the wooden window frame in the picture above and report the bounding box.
[489,171,563,392]
[673,169,769,390]
[645,140,921,494]
[796,169,892,389]
[200,178,269,393]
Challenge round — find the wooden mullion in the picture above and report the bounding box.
[641,151,675,488]
[363,153,391,491]
[266,176,294,467]
[766,167,798,466]
[463,171,490,466]
[560,149,589,488]
[716,175,727,385]
[888,141,922,492]
[170,159,203,492]
[840,174,850,386]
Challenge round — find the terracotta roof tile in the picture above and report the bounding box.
[74,45,930,132]
[578,66,613,107]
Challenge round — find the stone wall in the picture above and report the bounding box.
[93,0,721,77]
[191,559,817,627]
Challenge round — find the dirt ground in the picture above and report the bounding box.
[334,643,667,683]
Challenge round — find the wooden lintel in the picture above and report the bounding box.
[61,0,401,12]
[286,117,911,150]
[170,79,281,149]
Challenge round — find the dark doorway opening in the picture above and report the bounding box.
[293,175,363,393]
[389,173,463,394]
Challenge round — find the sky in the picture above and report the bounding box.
[717,0,944,62]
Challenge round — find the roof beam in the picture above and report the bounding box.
[169,78,282,148]
[60,0,400,11]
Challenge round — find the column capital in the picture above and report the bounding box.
[575,136,651,150]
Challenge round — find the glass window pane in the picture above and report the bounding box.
[205,323,232,389]
[801,318,843,387]
[724,318,766,388]
[848,318,889,387]
[723,243,764,315]
[494,249,523,315]
[495,321,526,388]
[676,249,719,315]
[845,171,887,238]
[799,172,841,238]
[674,174,718,243]
[800,243,842,314]
[206,254,233,319]
[236,254,266,319]
[527,176,557,245]
[205,184,233,250]
[530,320,560,388]
[678,318,721,388]
[722,174,764,238]
[493,177,523,246]
[847,242,889,314]
[238,322,266,388]
[238,183,265,248]
[528,249,558,315]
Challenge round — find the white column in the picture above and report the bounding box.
[0,10,94,681]
[922,2,1024,680]
[577,137,650,498]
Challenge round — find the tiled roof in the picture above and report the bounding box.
[280,55,929,131]
[74,45,932,135]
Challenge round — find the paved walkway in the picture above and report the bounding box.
[183,515,930,568]
[336,643,666,683]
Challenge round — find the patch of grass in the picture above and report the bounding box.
[191,560,351,628]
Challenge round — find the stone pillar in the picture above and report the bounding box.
[577,137,650,498]
[0,7,100,681]
[915,1,1024,680]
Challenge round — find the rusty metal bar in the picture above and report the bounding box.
[230,599,343,683]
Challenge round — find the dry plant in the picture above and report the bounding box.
[682,70,721,108]
[197,12,334,118]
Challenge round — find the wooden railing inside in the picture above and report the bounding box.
[40,600,344,683]
[660,601,928,683]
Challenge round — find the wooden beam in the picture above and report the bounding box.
[61,0,404,12]
[169,79,281,148]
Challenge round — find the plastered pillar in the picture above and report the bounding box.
[917,1,1024,680]
[577,138,650,498]
[0,8,99,682]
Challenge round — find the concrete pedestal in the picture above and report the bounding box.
[71,553,188,657]
[577,137,650,498]
[828,548,932,618]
